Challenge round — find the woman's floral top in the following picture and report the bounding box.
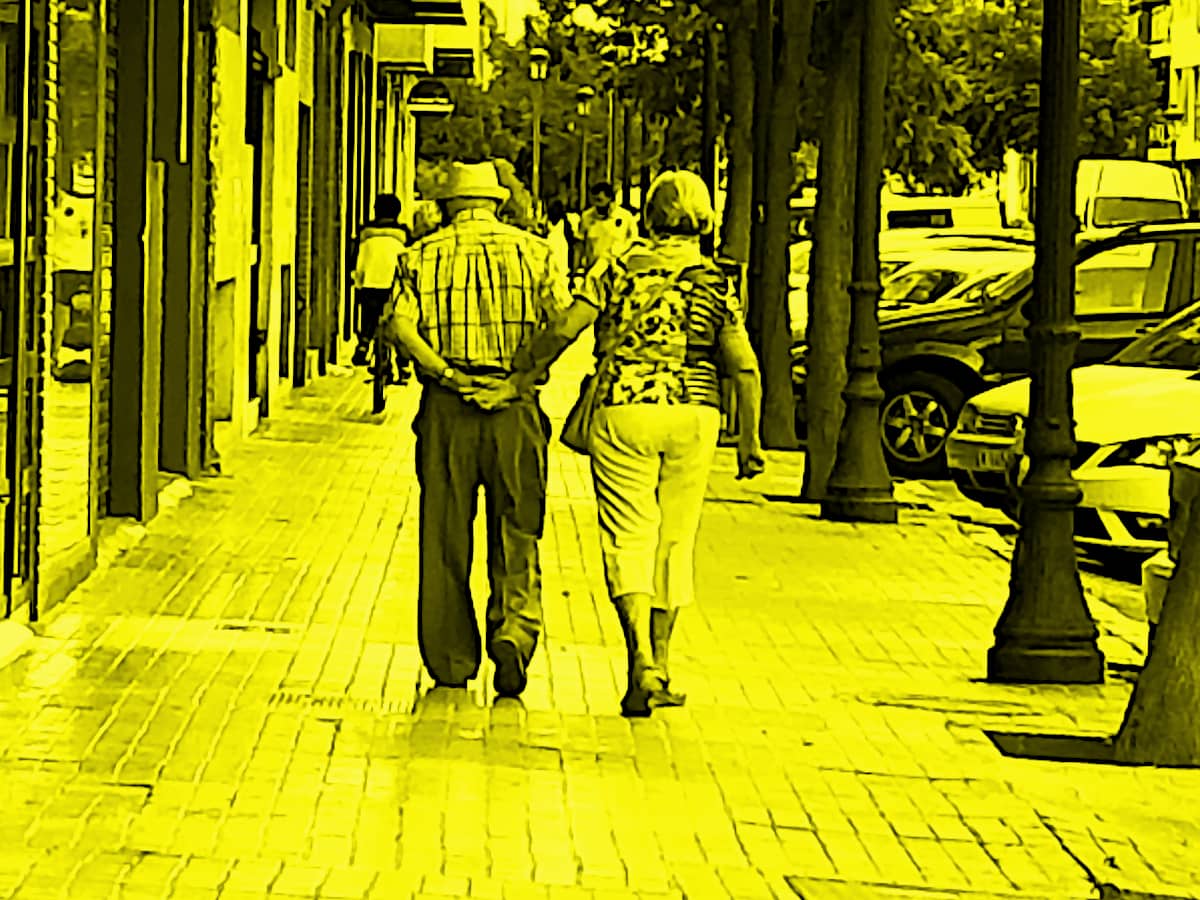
[581,237,747,408]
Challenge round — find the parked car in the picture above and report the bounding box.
[947,296,1200,552]
[793,221,1200,477]
[1142,448,1200,641]
[790,229,1034,343]
[879,248,1034,311]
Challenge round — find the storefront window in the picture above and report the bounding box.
[41,0,102,573]
[0,2,20,262]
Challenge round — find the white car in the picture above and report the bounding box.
[1143,448,1200,635]
[947,300,1200,553]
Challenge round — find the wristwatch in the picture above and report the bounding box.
[438,365,458,385]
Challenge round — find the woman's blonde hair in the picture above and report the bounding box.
[643,170,716,237]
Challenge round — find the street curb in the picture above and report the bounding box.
[1100,887,1200,900]
[0,620,35,670]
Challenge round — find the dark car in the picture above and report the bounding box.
[793,221,1200,477]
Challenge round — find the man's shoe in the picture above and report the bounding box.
[351,346,369,366]
[491,638,527,698]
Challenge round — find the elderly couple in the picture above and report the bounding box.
[384,160,765,717]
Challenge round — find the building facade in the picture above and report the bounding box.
[0,0,481,623]
[1139,0,1200,207]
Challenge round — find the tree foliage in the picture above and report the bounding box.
[886,0,1163,190]
[426,1,1163,206]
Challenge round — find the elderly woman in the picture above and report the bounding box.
[472,170,764,716]
[580,171,765,716]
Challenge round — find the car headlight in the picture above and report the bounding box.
[958,403,979,432]
[1099,435,1200,469]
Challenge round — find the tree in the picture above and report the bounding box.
[1113,460,1200,765]
[891,0,1162,188]
[718,0,756,263]
[753,0,814,450]
[801,0,859,501]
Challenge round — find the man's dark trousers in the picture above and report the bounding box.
[414,382,551,686]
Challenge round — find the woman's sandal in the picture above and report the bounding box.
[651,681,686,707]
[620,667,668,718]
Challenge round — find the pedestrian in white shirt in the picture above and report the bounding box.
[545,199,572,277]
[579,181,637,270]
[352,194,411,380]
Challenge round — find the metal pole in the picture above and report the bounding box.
[700,25,718,255]
[532,81,543,218]
[988,0,1104,684]
[621,94,633,208]
[580,123,589,210]
[639,102,650,211]
[607,88,616,185]
[820,0,897,524]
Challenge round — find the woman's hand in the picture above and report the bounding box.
[736,437,766,480]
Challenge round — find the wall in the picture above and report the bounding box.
[267,0,302,404]
[210,6,255,439]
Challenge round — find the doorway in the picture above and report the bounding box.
[39,0,103,608]
[246,27,268,413]
[1,0,45,617]
[293,102,311,387]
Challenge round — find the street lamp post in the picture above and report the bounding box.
[620,92,633,208]
[600,28,648,209]
[576,86,595,209]
[529,48,550,218]
[820,0,898,525]
[988,0,1104,684]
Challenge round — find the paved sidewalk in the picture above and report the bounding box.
[0,344,1194,899]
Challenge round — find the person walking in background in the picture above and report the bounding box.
[471,171,766,717]
[579,181,637,270]
[380,161,574,699]
[352,193,411,382]
[546,199,572,277]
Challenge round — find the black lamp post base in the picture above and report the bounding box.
[821,489,898,524]
[987,641,1105,685]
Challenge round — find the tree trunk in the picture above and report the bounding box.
[800,7,860,501]
[749,0,775,349]
[1113,461,1200,765]
[720,3,755,264]
[756,0,813,450]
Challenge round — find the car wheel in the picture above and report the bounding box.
[880,372,966,478]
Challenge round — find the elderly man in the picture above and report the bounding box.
[383,161,573,698]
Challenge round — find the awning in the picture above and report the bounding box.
[363,0,467,25]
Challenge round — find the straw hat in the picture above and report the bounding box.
[439,161,511,202]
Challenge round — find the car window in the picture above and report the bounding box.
[1091,198,1184,228]
[881,268,966,305]
[888,209,953,229]
[1074,240,1175,315]
[1191,243,1200,303]
[1113,302,1200,369]
[952,268,1023,305]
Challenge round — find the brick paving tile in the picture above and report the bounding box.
[0,340,1194,899]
